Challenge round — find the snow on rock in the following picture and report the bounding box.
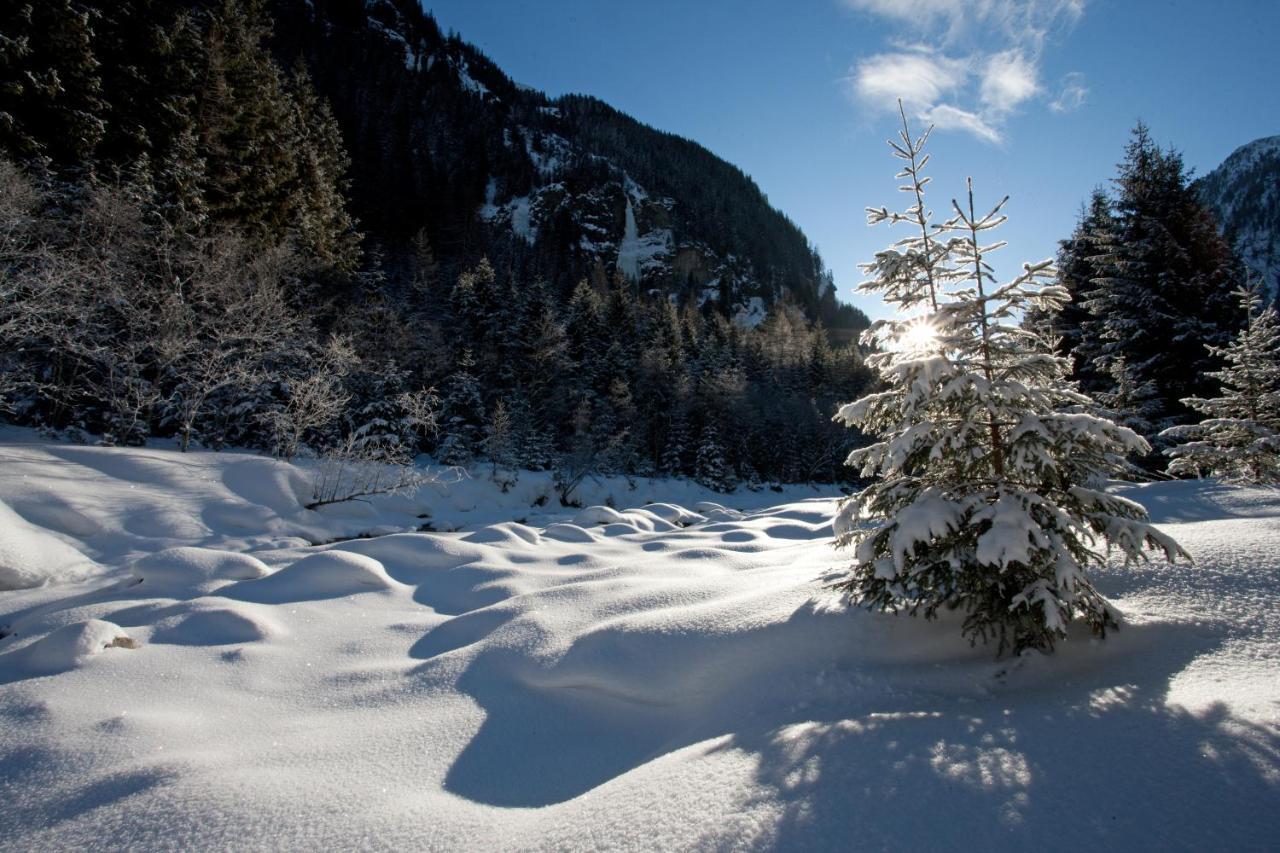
[732,296,768,328]
[8,619,136,675]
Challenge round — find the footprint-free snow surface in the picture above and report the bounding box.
[1,433,1278,850]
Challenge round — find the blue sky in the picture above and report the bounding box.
[424,0,1280,321]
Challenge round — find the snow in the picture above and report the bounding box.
[615,192,672,282]
[1,431,1279,848]
[525,133,572,178]
[616,196,642,280]
[1198,135,1280,301]
[455,57,489,98]
[733,295,769,328]
[479,190,535,243]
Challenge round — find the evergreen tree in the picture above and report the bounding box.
[695,424,734,492]
[1074,124,1245,459]
[196,0,301,237]
[1094,357,1162,451]
[483,398,519,488]
[0,0,106,165]
[285,65,361,272]
[436,349,484,466]
[1162,282,1280,483]
[832,121,1186,655]
[1049,189,1115,394]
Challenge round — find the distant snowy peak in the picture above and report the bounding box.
[1196,135,1280,301]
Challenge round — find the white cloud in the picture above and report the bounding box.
[852,50,970,110]
[920,103,1003,144]
[980,50,1040,114]
[842,0,1085,47]
[842,0,1085,143]
[1049,71,1088,113]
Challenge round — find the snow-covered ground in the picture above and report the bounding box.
[1,430,1278,850]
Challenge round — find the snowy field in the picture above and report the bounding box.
[1,430,1278,850]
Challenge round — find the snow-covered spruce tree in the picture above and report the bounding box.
[1162,282,1280,483]
[696,424,735,493]
[832,122,1187,655]
[435,349,484,467]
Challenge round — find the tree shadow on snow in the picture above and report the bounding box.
[437,607,1280,848]
[720,624,1280,850]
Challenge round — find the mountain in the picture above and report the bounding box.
[1195,135,1280,300]
[268,0,866,332]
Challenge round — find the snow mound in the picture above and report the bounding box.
[543,523,597,543]
[620,508,677,532]
[8,619,137,675]
[462,522,542,546]
[225,551,400,602]
[642,502,706,526]
[129,547,271,589]
[151,604,281,646]
[572,506,627,526]
[693,501,744,521]
[0,498,96,590]
[335,533,487,573]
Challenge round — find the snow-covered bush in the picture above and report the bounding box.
[1162,282,1280,483]
[832,108,1187,655]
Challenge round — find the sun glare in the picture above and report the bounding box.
[898,319,939,353]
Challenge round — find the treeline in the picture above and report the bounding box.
[0,157,872,490]
[420,262,874,494]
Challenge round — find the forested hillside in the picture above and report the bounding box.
[0,0,873,490]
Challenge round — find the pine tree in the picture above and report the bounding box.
[1075,124,1245,459]
[0,0,106,165]
[695,424,734,493]
[832,120,1187,655]
[285,65,361,272]
[436,349,484,466]
[1094,356,1162,450]
[1162,282,1280,483]
[483,398,519,488]
[1049,189,1115,395]
[661,409,692,476]
[195,0,302,239]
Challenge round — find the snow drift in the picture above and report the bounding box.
[0,433,1278,850]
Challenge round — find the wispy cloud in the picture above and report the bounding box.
[1049,71,1088,113]
[842,0,1086,144]
[852,49,969,109]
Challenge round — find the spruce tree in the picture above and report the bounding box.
[1076,124,1245,459]
[0,0,106,165]
[1050,189,1115,395]
[695,424,734,493]
[832,120,1187,655]
[483,398,519,488]
[436,350,484,466]
[1162,282,1280,483]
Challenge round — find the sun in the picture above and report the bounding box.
[897,318,939,353]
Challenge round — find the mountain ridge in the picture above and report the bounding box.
[1195,134,1280,300]
[269,0,867,331]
